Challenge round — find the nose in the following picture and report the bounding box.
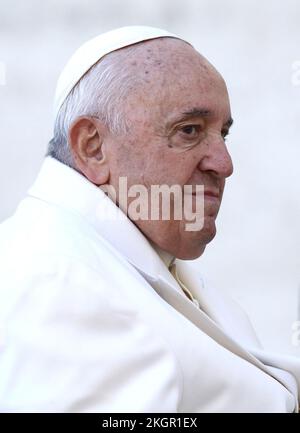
[198,132,233,179]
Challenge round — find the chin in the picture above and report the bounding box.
[177,244,207,260]
[191,217,217,243]
[177,221,216,260]
[200,224,217,244]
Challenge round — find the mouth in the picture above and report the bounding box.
[203,189,220,200]
[190,189,220,199]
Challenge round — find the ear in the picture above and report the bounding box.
[68,116,110,185]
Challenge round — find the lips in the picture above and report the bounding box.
[204,189,220,199]
[190,189,219,198]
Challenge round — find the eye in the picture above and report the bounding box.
[179,125,201,138]
[222,129,229,141]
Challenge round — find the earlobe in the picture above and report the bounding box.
[68,116,110,185]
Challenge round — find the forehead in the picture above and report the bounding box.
[123,39,231,124]
[161,69,230,125]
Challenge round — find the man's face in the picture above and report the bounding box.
[105,39,233,259]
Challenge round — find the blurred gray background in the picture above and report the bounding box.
[0,0,299,355]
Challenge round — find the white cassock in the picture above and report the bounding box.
[0,156,299,413]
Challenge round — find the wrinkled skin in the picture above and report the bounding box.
[69,38,233,259]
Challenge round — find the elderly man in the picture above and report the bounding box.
[0,26,299,413]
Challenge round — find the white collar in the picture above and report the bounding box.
[27,157,181,290]
[149,241,175,268]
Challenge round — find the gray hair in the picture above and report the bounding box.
[46,44,144,168]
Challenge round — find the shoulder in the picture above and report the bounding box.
[0,251,182,412]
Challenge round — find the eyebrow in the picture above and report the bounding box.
[176,107,234,128]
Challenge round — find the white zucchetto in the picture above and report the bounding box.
[53,25,188,118]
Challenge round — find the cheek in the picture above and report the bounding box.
[149,153,197,187]
[180,161,202,186]
[110,143,145,180]
[113,134,198,188]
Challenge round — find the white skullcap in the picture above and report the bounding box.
[53,25,188,118]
